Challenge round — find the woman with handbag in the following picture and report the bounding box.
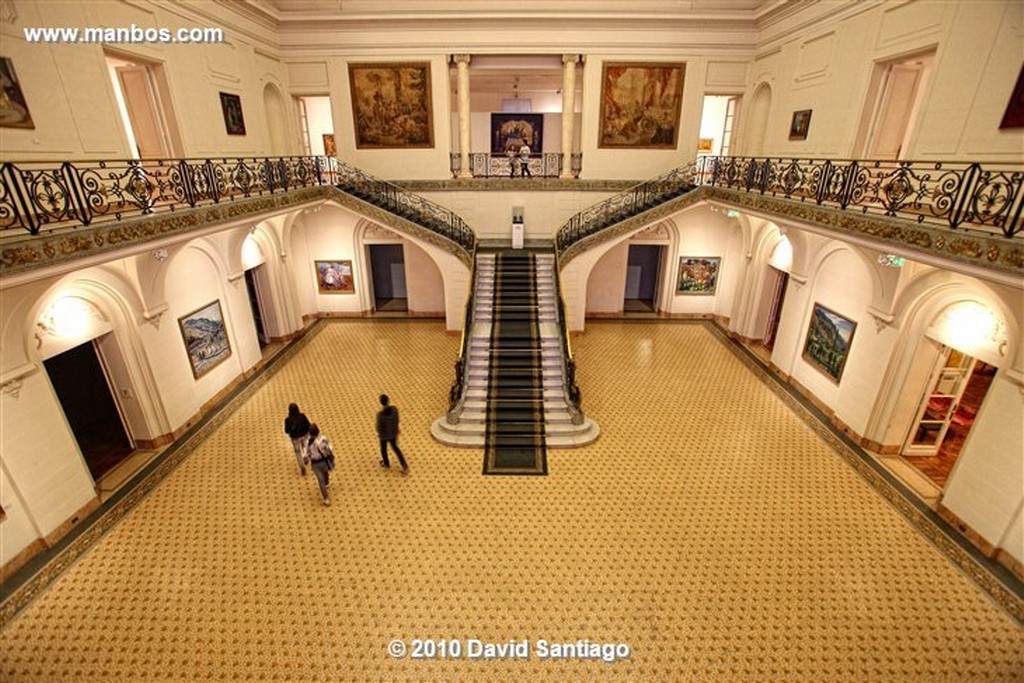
[306,423,335,507]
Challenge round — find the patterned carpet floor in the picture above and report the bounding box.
[1,320,1021,682]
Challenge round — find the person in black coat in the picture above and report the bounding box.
[284,403,311,476]
[376,394,408,472]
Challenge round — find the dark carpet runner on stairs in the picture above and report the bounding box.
[483,251,548,475]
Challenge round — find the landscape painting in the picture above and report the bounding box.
[178,300,231,379]
[802,303,857,383]
[598,62,685,148]
[315,259,355,294]
[348,62,433,148]
[676,257,720,295]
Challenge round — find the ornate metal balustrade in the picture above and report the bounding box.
[556,156,1024,256]
[0,156,337,236]
[334,160,475,252]
[449,152,569,178]
[556,162,699,252]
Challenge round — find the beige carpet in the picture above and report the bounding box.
[1,320,1021,682]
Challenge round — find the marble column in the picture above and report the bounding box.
[560,54,580,179]
[454,54,472,179]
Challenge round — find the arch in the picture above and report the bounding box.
[582,219,680,317]
[744,82,772,156]
[262,81,290,156]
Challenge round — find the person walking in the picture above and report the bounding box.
[283,403,311,476]
[306,423,335,506]
[507,146,518,178]
[519,143,532,178]
[376,394,408,472]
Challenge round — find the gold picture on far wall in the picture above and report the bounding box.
[348,62,433,148]
[315,259,355,294]
[598,62,685,148]
[322,133,337,157]
[0,57,35,129]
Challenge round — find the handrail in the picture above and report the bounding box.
[334,159,475,254]
[449,152,567,178]
[555,155,1024,257]
[446,245,478,423]
[553,248,583,424]
[0,156,338,236]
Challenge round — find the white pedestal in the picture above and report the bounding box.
[511,222,524,249]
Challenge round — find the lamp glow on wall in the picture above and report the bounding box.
[38,296,103,345]
[940,301,998,350]
[768,236,793,271]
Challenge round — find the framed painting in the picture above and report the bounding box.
[491,113,543,154]
[219,92,246,135]
[0,57,35,129]
[178,300,231,379]
[999,64,1024,129]
[676,257,720,295]
[348,62,433,148]
[789,109,812,140]
[802,303,857,383]
[598,62,685,148]
[697,137,714,152]
[322,133,337,156]
[315,259,355,294]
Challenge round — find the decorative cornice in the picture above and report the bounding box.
[394,178,638,193]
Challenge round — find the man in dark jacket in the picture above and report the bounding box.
[376,394,408,472]
[284,403,311,475]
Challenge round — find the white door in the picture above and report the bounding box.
[866,64,923,160]
[115,65,170,158]
[903,347,975,456]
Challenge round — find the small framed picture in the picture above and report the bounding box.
[676,256,720,295]
[999,64,1024,129]
[178,300,232,379]
[322,133,337,156]
[219,92,246,135]
[0,57,35,129]
[802,302,857,383]
[315,259,355,294]
[789,109,811,140]
[697,138,714,152]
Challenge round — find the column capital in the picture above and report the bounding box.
[452,54,472,65]
[562,54,581,65]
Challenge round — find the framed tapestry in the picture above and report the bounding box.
[999,64,1024,129]
[322,133,337,156]
[598,62,685,148]
[219,92,246,135]
[491,113,543,154]
[315,259,355,294]
[676,257,720,295]
[802,303,857,383]
[789,109,812,140]
[178,300,232,379]
[0,57,34,129]
[348,62,433,148]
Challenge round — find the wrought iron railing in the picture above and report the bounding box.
[335,160,475,253]
[0,156,337,236]
[556,161,699,252]
[446,248,478,423]
[449,152,568,178]
[553,249,583,425]
[556,156,1024,255]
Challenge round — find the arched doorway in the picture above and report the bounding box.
[263,82,289,156]
[745,82,772,156]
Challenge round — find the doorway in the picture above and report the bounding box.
[43,338,133,482]
[296,95,335,156]
[855,50,935,160]
[624,245,663,313]
[761,266,789,350]
[105,53,180,159]
[901,346,995,488]
[244,267,269,347]
[369,244,408,312]
[697,95,740,158]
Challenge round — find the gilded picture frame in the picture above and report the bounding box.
[0,57,34,129]
[491,113,543,154]
[322,133,337,157]
[178,300,232,379]
[676,257,720,295]
[315,259,355,294]
[802,302,857,383]
[598,62,685,148]
[348,62,433,148]
[789,109,812,140]
[219,92,246,135]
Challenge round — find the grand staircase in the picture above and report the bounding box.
[431,248,599,469]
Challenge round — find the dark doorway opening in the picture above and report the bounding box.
[244,267,268,348]
[624,244,663,313]
[43,339,133,482]
[369,244,408,312]
[762,266,789,350]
